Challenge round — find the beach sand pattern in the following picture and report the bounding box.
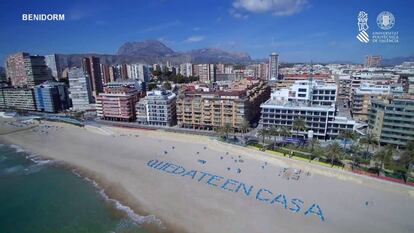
[1,118,413,233]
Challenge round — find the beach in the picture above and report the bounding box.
[1,118,413,233]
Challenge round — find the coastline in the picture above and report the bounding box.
[1,118,414,233]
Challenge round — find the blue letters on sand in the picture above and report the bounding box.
[146,159,325,222]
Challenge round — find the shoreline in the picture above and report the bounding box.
[0,142,170,233]
[1,118,414,233]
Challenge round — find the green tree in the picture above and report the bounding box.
[308,138,320,162]
[222,123,232,140]
[279,126,291,138]
[361,131,378,153]
[326,142,343,167]
[292,118,306,139]
[400,140,414,182]
[162,81,172,90]
[350,143,363,170]
[257,127,269,147]
[269,126,280,149]
[374,145,394,176]
[338,130,357,152]
[240,119,250,135]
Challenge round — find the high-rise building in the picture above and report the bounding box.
[81,56,103,99]
[96,80,143,122]
[180,63,193,77]
[6,52,53,88]
[68,67,93,110]
[193,64,215,83]
[368,97,414,148]
[126,64,150,81]
[44,54,62,80]
[100,64,111,84]
[136,89,177,126]
[0,88,37,111]
[268,52,279,80]
[34,81,70,113]
[365,55,382,67]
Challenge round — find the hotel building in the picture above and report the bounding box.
[368,97,414,148]
[0,88,36,111]
[6,52,53,88]
[176,79,270,131]
[34,81,70,113]
[136,89,177,126]
[351,83,403,121]
[96,80,143,122]
[68,67,94,111]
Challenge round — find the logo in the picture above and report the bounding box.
[376,11,395,30]
[357,11,369,43]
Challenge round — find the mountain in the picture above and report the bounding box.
[117,40,176,58]
[381,56,414,66]
[56,40,251,67]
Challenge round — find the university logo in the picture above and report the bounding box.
[357,11,369,43]
[376,11,395,30]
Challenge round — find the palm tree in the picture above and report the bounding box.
[400,140,414,183]
[350,143,363,170]
[268,126,280,149]
[257,127,269,147]
[279,126,291,139]
[338,130,357,152]
[308,138,320,162]
[373,145,394,176]
[222,123,232,140]
[326,142,343,167]
[292,118,306,140]
[361,131,378,154]
[240,120,250,134]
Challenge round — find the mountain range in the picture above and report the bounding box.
[56,40,251,67]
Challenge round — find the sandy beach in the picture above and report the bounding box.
[1,118,413,233]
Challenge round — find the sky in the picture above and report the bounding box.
[0,0,413,64]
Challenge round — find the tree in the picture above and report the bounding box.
[308,138,320,162]
[292,118,306,139]
[326,142,343,167]
[222,123,232,140]
[350,143,363,170]
[374,145,394,176]
[240,120,250,134]
[400,140,414,183]
[338,130,357,152]
[269,126,280,149]
[361,131,378,154]
[279,126,291,139]
[257,127,269,147]
[162,81,172,90]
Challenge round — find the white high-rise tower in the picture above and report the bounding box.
[268,52,279,81]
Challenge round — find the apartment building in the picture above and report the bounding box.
[68,67,94,111]
[176,79,270,131]
[136,89,177,126]
[0,88,36,111]
[96,81,143,122]
[368,97,414,148]
[351,83,403,121]
[193,64,215,83]
[6,52,53,88]
[34,81,70,113]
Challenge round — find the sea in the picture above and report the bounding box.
[0,143,159,233]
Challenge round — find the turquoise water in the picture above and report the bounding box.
[0,144,155,233]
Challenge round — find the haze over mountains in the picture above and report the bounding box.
[56,40,252,67]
